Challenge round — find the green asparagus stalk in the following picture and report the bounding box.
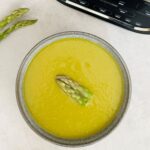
[56,75,93,106]
[0,8,29,29]
[0,20,37,41]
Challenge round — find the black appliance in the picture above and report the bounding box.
[57,0,150,34]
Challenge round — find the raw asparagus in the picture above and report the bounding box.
[0,20,37,41]
[0,8,29,29]
[56,75,93,106]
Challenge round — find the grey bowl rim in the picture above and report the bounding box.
[16,31,132,147]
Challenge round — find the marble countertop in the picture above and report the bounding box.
[0,0,150,150]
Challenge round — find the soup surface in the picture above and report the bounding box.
[23,37,125,139]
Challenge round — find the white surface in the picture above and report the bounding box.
[0,0,150,150]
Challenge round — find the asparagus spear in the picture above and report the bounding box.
[56,75,93,106]
[0,8,29,29]
[0,20,37,41]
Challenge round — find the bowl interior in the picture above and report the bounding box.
[16,31,131,146]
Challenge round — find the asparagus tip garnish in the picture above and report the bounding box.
[56,75,93,106]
